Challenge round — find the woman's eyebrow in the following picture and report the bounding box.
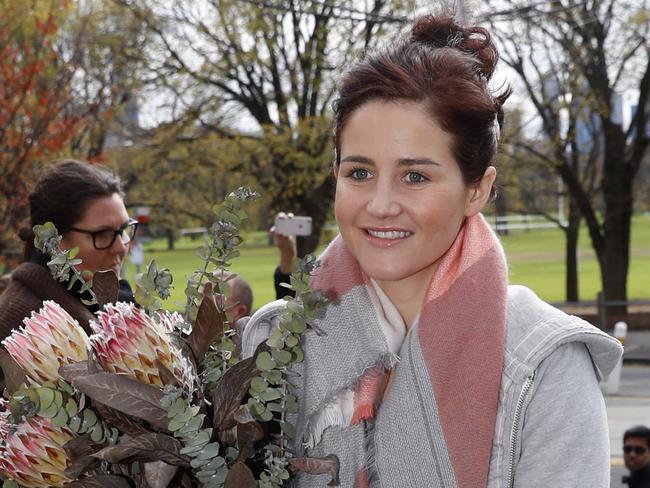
[398,157,441,166]
[340,155,375,165]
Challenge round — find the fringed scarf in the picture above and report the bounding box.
[293,214,507,488]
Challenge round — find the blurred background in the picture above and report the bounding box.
[0,0,648,321]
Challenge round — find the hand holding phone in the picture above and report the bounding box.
[274,215,312,236]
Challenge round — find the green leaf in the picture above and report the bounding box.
[271,349,291,365]
[37,387,55,410]
[292,346,305,363]
[196,442,221,461]
[259,408,273,422]
[255,352,276,371]
[263,370,282,384]
[250,377,267,393]
[279,421,296,438]
[52,407,69,427]
[265,331,285,349]
[289,317,307,334]
[259,388,282,402]
[285,334,299,348]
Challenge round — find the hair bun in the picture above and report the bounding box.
[410,15,499,81]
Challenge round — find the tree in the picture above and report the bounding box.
[65,0,152,160]
[109,118,265,249]
[114,0,413,255]
[0,0,84,254]
[486,0,650,307]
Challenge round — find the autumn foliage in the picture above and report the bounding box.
[0,1,84,255]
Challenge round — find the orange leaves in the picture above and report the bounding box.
[0,6,86,251]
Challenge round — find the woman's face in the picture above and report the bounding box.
[335,100,494,293]
[60,193,131,279]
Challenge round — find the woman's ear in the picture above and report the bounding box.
[465,166,496,217]
[332,160,339,179]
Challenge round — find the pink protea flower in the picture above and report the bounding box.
[0,401,73,487]
[2,301,90,384]
[90,303,194,392]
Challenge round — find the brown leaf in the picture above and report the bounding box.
[91,432,189,466]
[143,460,180,488]
[94,402,149,436]
[187,282,223,362]
[59,361,90,382]
[92,270,120,308]
[63,435,105,479]
[70,372,168,430]
[179,473,193,488]
[235,421,263,462]
[224,461,256,488]
[289,454,340,486]
[64,475,131,487]
[211,355,258,431]
[0,348,26,396]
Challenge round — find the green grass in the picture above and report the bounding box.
[122,214,650,311]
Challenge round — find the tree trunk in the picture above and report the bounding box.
[599,196,632,319]
[565,198,581,302]
[494,190,509,236]
[287,176,335,258]
[166,228,175,251]
[598,122,633,317]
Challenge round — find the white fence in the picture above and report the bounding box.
[489,214,565,232]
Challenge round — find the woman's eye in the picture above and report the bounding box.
[349,168,370,180]
[405,171,427,184]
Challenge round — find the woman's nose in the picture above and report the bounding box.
[111,233,129,255]
[365,180,401,218]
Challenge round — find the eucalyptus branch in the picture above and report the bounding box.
[32,222,97,306]
[183,187,259,324]
[134,260,174,316]
[248,254,328,487]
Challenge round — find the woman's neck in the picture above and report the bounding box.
[375,265,438,327]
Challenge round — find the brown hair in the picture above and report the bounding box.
[332,14,510,190]
[19,159,123,260]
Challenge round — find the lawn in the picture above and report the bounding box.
[122,214,650,311]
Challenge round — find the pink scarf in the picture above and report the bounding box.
[310,213,508,488]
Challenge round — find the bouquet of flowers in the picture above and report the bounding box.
[0,189,338,488]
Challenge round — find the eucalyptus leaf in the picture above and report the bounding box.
[255,352,276,371]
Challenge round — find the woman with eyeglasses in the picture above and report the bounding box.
[0,159,138,345]
[243,13,623,488]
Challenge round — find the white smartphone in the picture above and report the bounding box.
[274,215,312,236]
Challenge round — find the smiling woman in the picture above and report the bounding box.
[242,12,623,488]
[0,160,137,347]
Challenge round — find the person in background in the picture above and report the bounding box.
[0,159,137,344]
[623,426,650,487]
[215,271,254,358]
[129,238,144,274]
[243,13,622,487]
[271,212,297,299]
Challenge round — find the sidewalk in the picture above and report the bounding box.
[605,366,650,455]
[603,329,650,459]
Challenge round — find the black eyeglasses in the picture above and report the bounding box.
[624,446,648,455]
[68,219,139,250]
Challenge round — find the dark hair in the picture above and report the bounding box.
[19,159,123,260]
[332,14,511,192]
[624,426,650,447]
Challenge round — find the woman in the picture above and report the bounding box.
[243,14,622,488]
[0,159,137,343]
